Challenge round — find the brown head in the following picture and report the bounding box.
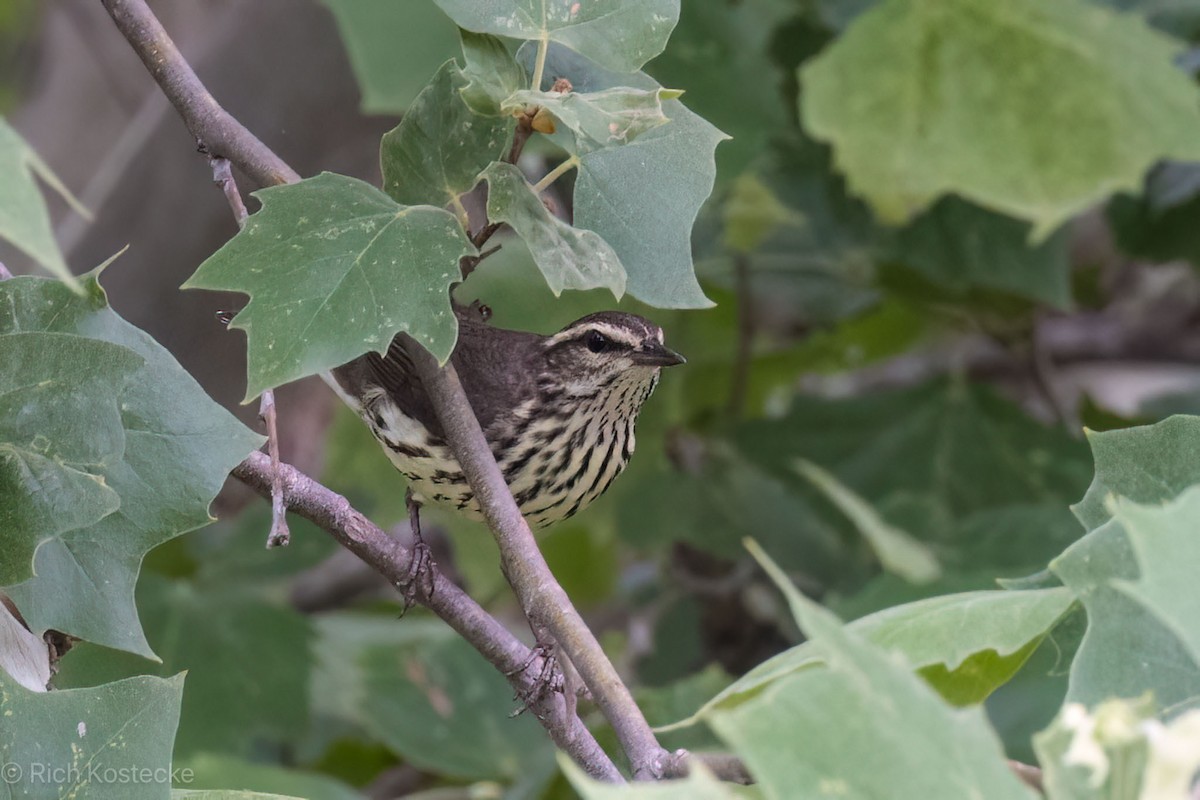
[540,311,685,399]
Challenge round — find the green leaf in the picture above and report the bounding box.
[0,117,86,291]
[0,332,141,585]
[1073,416,1200,531]
[430,0,679,73]
[887,196,1073,308]
[505,86,674,149]
[1050,518,1200,710]
[184,172,475,400]
[481,161,625,297]
[561,757,741,799]
[667,586,1073,728]
[795,458,941,583]
[1112,487,1200,669]
[735,381,1092,581]
[135,575,313,756]
[721,173,802,254]
[360,622,550,780]
[459,31,526,115]
[0,274,262,658]
[704,543,1037,800]
[321,0,461,113]
[380,61,512,208]
[800,0,1200,237]
[530,45,723,308]
[0,672,183,800]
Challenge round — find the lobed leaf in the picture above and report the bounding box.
[667,586,1073,727]
[702,543,1037,800]
[431,0,679,73]
[1051,517,1200,711]
[526,44,723,308]
[0,671,183,800]
[184,172,475,400]
[0,332,141,586]
[380,60,512,208]
[0,273,263,658]
[459,30,526,115]
[1073,415,1200,531]
[800,0,1200,237]
[481,161,625,297]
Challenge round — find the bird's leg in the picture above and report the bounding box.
[506,624,566,717]
[398,487,436,615]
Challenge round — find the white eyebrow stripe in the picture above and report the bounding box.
[546,322,645,348]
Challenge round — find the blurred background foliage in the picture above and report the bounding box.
[5,0,1200,797]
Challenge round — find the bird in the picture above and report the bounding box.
[327,307,685,529]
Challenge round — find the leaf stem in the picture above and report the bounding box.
[532,155,580,194]
[530,35,549,91]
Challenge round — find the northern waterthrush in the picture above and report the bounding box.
[329,309,685,528]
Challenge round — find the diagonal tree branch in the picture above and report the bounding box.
[408,346,671,780]
[233,452,620,781]
[101,0,299,188]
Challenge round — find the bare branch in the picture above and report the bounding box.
[233,452,621,781]
[100,0,300,188]
[407,348,670,779]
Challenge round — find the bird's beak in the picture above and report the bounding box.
[633,341,686,367]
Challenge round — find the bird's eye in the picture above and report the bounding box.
[585,331,609,353]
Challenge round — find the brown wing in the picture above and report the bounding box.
[330,314,545,440]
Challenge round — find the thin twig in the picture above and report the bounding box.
[233,452,621,781]
[210,156,249,224]
[408,347,670,780]
[209,155,288,547]
[258,391,290,547]
[100,0,300,188]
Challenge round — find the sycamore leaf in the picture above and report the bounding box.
[380,60,512,208]
[481,161,625,297]
[702,542,1036,800]
[184,172,475,400]
[800,0,1200,237]
[0,274,262,658]
[0,331,141,585]
[666,586,1073,728]
[524,43,722,308]
[0,672,183,800]
[430,0,679,73]
[459,31,526,115]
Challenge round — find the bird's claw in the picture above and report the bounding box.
[507,642,564,717]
